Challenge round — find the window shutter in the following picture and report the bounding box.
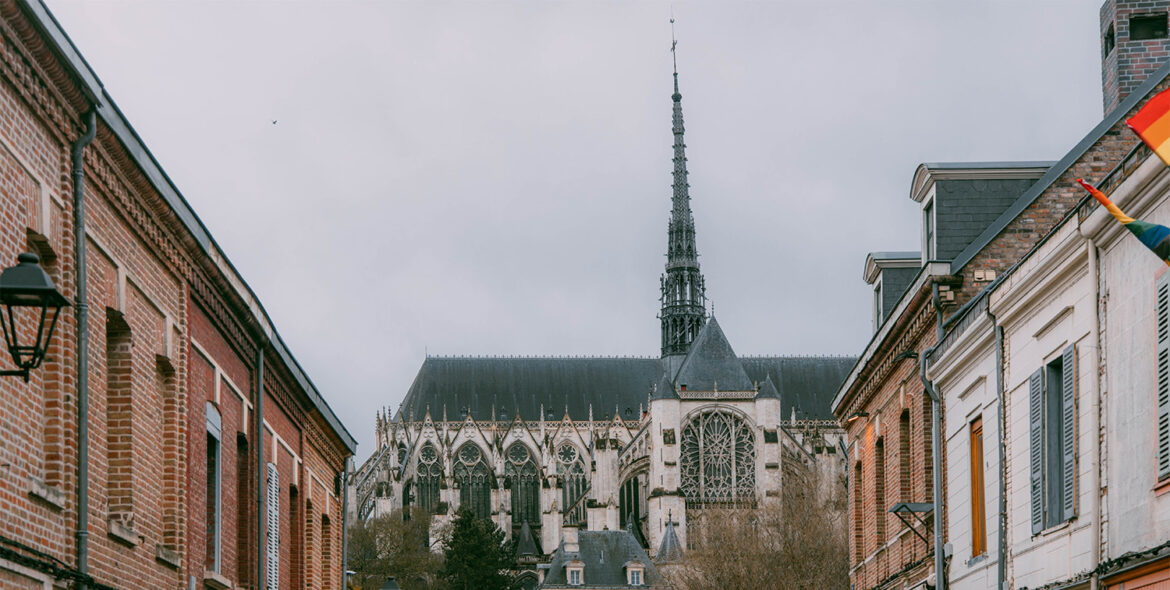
[1029,368,1044,535]
[266,463,280,590]
[1157,273,1170,480]
[1061,344,1077,520]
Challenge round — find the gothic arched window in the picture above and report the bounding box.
[506,443,540,527]
[416,442,441,513]
[454,443,492,519]
[679,408,756,505]
[556,442,587,526]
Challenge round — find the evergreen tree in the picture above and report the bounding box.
[441,506,515,590]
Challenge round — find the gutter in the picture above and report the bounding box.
[71,109,96,589]
[1078,231,1104,590]
[255,342,266,590]
[919,282,947,590]
[989,314,1008,590]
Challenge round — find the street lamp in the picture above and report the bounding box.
[0,252,69,382]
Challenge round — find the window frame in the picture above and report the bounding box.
[205,402,223,573]
[1029,343,1077,535]
[923,199,936,260]
[970,415,986,557]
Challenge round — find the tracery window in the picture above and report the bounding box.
[557,443,588,526]
[416,442,441,513]
[679,408,756,505]
[506,443,540,527]
[454,443,492,519]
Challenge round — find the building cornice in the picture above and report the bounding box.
[909,162,1053,204]
[863,251,920,284]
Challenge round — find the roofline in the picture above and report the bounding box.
[864,251,921,284]
[949,59,1170,273]
[22,0,357,454]
[830,261,952,415]
[909,161,1055,204]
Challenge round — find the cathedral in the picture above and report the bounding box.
[348,51,854,586]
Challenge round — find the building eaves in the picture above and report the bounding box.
[910,161,1054,204]
[22,0,357,454]
[830,261,951,416]
[948,59,1170,274]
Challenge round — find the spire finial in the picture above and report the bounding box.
[670,15,681,98]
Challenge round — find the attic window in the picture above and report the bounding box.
[680,384,687,391]
[1105,22,1116,57]
[628,567,644,586]
[568,567,583,585]
[1131,13,1168,41]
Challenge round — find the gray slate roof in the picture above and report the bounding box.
[517,520,541,557]
[674,317,754,391]
[542,530,662,588]
[934,177,1041,261]
[396,344,856,423]
[656,518,683,563]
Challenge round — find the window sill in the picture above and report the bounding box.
[1033,519,1072,539]
[107,517,141,548]
[155,544,181,569]
[966,552,989,567]
[203,570,232,590]
[27,476,65,511]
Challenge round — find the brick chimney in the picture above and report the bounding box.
[1102,0,1170,115]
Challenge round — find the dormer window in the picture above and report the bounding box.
[629,567,644,586]
[568,566,583,585]
[872,278,883,333]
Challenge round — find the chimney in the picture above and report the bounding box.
[562,523,580,553]
[1101,0,1170,115]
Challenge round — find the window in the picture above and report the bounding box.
[1029,344,1077,534]
[679,409,756,505]
[1131,13,1168,41]
[629,568,643,585]
[1105,22,1116,57]
[206,402,222,572]
[924,200,936,260]
[970,416,986,556]
[106,310,134,520]
[899,411,911,502]
[558,444,588,526]
[853,461,863,562]
[1157,273,1170,481]
[506,443,540,528]
[568,567,582,585]
[454,444,492,519]
[873,280,883,331]
[416,442,442,513]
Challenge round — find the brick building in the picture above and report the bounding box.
[0,1,356,589]
[835,1,1170,589]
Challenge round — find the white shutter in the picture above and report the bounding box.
[266,462,280,590]
[1157,274,1170,480]
[1061,344,1077,520]
[1029,368,1044,535]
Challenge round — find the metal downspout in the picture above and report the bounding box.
[990,314,1008,590]
[920,281,947,590]
[341,456,351,589]
[255,342,266,590]
[72,109,97,589]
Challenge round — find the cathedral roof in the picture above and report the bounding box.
[756,374,780,399]
[395,356,662,422]
[656,518,683,563]
[650,372,677,401]
[740,356,856,420]
[673,317,754,392]
[516,521,541,557]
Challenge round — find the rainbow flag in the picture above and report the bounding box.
[1077,178,1170,265]
[1127,87,1170,165]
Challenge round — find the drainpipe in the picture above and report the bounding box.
[989,314,1008,590]
[920,281,947,590]
[255,342,266,590]
[72,109,97,589]
[341,455,351,590]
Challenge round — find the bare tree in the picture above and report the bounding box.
[662,465,848,590]
[348,510,445,590]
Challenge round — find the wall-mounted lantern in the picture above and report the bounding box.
[0,252,69,381]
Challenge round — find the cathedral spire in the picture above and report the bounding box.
[660,21,707,359]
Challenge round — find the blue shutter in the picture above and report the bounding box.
[1029,368,1044,535]
[266,463,280,590]
[1157,274,1170,480]
[1061,344,1077,520]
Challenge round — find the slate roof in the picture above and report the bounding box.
[542,530,663,588]
[740,356,856,420]
[396,357,663,422]
[517,521,541,557]
[395,345,856,423]
[656,519,683,563]
[673,317,754,391]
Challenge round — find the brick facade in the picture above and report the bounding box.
[1101,0,1170,115]
[0,2,355,589]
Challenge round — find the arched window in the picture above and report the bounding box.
[506,443,540,527]
[416,442,441,513]
[679,408,756,505]
[454,443,492,519]
[556,442,587,526]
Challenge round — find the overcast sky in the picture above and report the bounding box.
[45,0,1105,461]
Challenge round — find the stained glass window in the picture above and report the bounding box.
[416,442,441,513]
[506,443,540,527]
[558,443,588,525]
[455,443,492,519]
[680,409,756,505]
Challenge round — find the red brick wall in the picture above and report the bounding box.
[1101,0,1170,115]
